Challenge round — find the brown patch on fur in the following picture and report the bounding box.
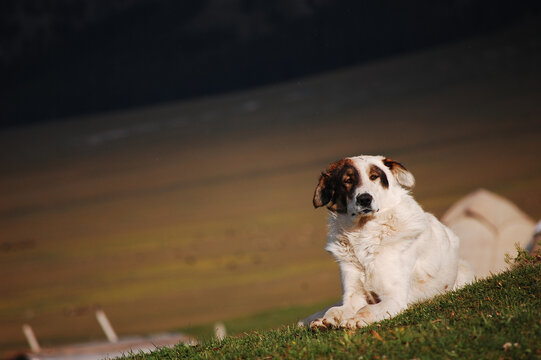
[383,158,408,172]
[444,285,449,290]
[382,157,415,189]
[357,307,374,322]
[369,164,389,189]
[357,213,375,228]
[364,290,381,305]
[313,158,360,213]
[383,158,408,179]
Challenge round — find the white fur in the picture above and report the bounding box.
[304,155,473,329]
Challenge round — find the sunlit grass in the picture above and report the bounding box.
[119,263,541,359]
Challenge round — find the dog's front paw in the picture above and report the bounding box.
[341,318,369,329]
[309,306,344,330]
[309,317,328,330]
[341,308,374,329]
[309,316,339,330]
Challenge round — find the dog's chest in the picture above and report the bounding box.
[326,230,380,273]
[326,216,400,272]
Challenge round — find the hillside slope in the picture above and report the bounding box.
[121,262,541,359]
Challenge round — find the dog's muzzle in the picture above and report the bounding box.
[354,193,374,215]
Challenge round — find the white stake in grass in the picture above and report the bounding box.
[95,309,119,343]
[22,324,40,353]
[214,322,227,341]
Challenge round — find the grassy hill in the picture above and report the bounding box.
[119,260,541,359]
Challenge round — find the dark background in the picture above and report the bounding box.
[1,0,540,127]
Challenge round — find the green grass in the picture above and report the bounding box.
[176,299,338,341]
[118,262,541,359]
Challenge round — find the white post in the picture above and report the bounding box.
[214,322,226,341]
[22,324,41,353]
[95,309,119,343]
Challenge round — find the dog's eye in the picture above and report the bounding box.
[370,174,379,181]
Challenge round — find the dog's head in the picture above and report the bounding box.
[313,155,415,217]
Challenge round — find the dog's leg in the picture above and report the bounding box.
[342,255,412,329]
[297,301,341,327]
[342,296,407,329]
[310,263,368,330]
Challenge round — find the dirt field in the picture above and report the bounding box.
[1,19,540,353]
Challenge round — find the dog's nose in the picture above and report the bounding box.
[356,193,373,207]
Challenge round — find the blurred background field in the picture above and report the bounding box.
[1,2,541,355]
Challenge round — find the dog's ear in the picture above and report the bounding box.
[313,172,333,208]
[383,158,415,189]
[313,159,354,212]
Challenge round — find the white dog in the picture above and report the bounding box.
[303,155,473,330]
